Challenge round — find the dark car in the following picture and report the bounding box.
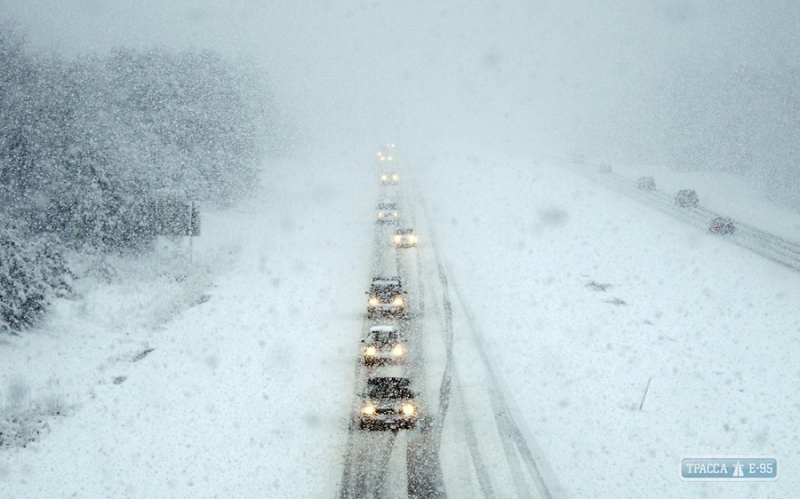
[361,326,406,365]
[675,189,699,208]
[358,377,419,431]
[366,276,406,317]
[709,216,736,234]
[638,177,656,190]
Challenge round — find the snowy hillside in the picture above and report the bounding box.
[2,149,800,498]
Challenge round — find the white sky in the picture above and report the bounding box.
[2,1,799,161]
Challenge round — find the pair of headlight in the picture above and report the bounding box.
[364,345,403,357]
[360,402,415,417]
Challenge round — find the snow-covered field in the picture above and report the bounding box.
[2,149,799,498]
[0,155,374,497]
[415,152,800,498]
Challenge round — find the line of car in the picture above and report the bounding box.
[354,165,423,432]
[604,166,737,234]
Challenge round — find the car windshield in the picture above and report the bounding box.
[368,331,399,343]
[370,284,401,296]
[366,379,414,399]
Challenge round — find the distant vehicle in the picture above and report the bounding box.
[393,228,417,248]
[366,276,406,317]
[380,172,400,185]
[638,177,656,190]
[361,326,406,365]
[598,163,613,173]
[376,143,398,164]
[376,201,400,224]
[358,377,418,431]
[709,216,736,234]
[675,189,699,208]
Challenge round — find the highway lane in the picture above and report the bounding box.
[339,180,444,499]
[592,171,800,272]
[340,170,564,498]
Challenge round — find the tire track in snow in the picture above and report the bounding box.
[402,185,446,499]
[417,182,563,499]
[449,279,558,499]
[417,189,496,496]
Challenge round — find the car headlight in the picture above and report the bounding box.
[409,235,417,243]
[364,345,378,356]
[378,212,385,218]
[368,297,379,307]
[391,345,404,357]
[381,175,388,181]
[401,403,416,417]
[392,174,399,181]
[393,235,402,243]
[361,404,376,416]
[392,211,398,217]
[392,296,404,306]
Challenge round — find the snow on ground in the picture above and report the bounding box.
[2,147,800,498]
[415,151,800,498]
[1,155,374,497]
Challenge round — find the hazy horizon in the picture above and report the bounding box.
[2,0,799,207]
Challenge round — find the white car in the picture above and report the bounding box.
[376,202,400,225]
[361,326,407,365]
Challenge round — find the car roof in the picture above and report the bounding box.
[364,377,415,398]
[367,377,411,388]
[369,325,398,333]
[372,276,400,284]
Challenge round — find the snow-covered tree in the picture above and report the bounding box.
[0,223,73,333]
[0,22,287,332]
